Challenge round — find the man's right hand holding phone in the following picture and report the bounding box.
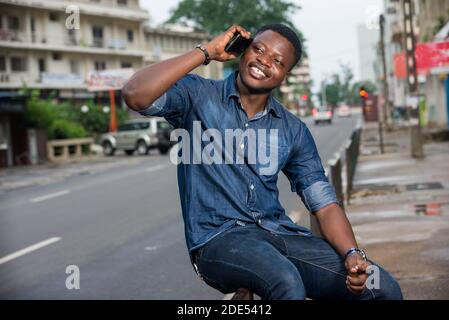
[204,25,251,62]
[123,25,250,111]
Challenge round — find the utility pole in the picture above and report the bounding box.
[321,80,327,107]
[379,14,391,129]
[402,0,424,158]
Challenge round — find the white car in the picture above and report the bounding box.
[313,107,333,125]
[337,105,351,117]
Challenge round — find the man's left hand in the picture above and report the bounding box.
[344,254,371,295]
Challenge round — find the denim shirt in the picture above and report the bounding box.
[137,71,338,263]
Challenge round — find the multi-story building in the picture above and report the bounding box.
[0,0,222,97]
[382,0,421,109]
[144,24,223,80]
[416,0,449,42]
[0,0,150,98]
[382,0,449,128]
[280,57,312,112]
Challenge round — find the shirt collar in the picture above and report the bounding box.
[223,71,281,118]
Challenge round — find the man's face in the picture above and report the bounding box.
[238,30,295,93]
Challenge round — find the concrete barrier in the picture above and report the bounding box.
[47,138,93,162]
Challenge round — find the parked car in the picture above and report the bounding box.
[313,107,333,125]
[336,105,351,117]
[100,117,175,156]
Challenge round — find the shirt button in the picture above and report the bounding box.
[250,184,254,190]
[240,143,244,149]
[245,123,249,128]
[258,219,262,224]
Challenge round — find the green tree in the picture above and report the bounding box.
[72,101,129,135]
[318,63,376,107]
[48,119,87,140]
[24,88,129,140]
[319,74,342,107]
[167,0,301,36]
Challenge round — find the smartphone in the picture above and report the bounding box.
[225,33,253,56]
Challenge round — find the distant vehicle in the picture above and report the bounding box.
[337,105,351,117]
[100,117,175,156]
[313,107,333,125]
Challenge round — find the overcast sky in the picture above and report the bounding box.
[140,0,384,92]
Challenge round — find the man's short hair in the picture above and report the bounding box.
[255,23,302,69]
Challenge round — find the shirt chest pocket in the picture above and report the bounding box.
[256,139,290,176]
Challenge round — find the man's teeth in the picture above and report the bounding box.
[251,67,265,77]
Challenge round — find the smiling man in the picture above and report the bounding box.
[123,24,402,300]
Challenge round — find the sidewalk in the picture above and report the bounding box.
[347,123,449,299]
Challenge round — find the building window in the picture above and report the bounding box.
[121,62,132,68]
[95,61,106,71]
[7,16,20,30]
[92,26,103,38]
[0,56,6,71]
[11,57,27,72]
[38,58,46,72]
[52,52,62,61]
[30,16,35,32]
[49,12,59,22]
[92,26,104,47]
[127,30,134,43]
[117,0,128,6]
[70,60,80,75]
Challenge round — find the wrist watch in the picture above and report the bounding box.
[195,44,211,66]
[345,248,367,261]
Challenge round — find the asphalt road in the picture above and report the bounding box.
[0,115,360,299]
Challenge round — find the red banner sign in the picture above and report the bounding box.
[394,41,449,79]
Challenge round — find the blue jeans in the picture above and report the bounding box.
[194,223,403,300]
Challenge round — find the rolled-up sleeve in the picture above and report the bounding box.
[282,122,338,213]
[301,180,338,213]
[134,74,201,128]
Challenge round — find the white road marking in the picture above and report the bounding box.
[31,190,70,203]
[144,245,160,251]
[145,164,169,173]
[0,237,61,265]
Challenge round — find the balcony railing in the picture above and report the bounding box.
[0,30,146,57]
[0,29,21,42]
[92,38,104,48]
[0,73,11,83]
